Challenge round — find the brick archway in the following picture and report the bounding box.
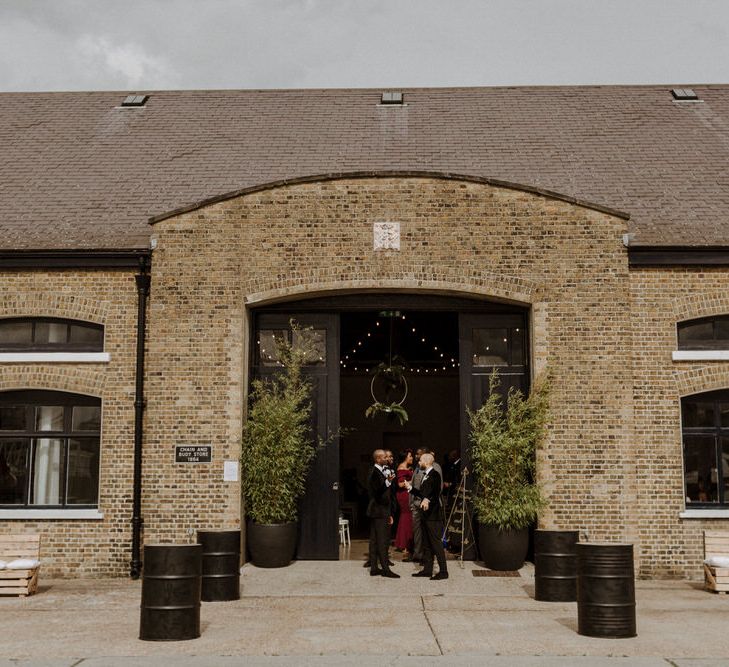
[243,265,540,307]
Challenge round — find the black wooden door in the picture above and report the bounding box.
[458,312,529,468]
[252,313,340,560]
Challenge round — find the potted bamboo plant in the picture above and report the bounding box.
[241,322,319,568]
[468,370,550,571]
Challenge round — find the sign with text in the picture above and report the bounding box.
[175,445,212,463]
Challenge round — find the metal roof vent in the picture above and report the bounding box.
[381,91,404,105]
[671,88,699,101]
[121,94,149,107]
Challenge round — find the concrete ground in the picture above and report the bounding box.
[1,556,729,666]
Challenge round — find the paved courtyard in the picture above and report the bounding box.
[1,558,729,666]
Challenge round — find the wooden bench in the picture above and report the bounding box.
[0,534,40,597]
[704,531,729,595]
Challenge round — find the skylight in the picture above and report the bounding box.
[671,88,699,101]
[121,95,149,107]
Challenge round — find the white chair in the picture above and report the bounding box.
[338,517,350,545]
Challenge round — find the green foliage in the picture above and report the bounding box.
[365,401,409,426]
[365,359,409,425]
[241,323,318,525]
[468,370,550,530]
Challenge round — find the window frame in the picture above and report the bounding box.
[0,317,104,353]
[677,315,729,351]
[0,390,101,510]
[681,389,729,509]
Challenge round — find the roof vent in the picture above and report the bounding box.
[381,91,404,105]
[671,88,699,101]
[121,94,149,107]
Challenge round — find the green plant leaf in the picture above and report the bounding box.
[468,369,550,529]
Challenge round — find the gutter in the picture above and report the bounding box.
[627,245,729,266]
[0,249,151,268]
[130,256,151,579]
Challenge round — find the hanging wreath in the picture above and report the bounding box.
[365,358,409,425]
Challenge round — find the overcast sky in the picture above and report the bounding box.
[1,0,729,92]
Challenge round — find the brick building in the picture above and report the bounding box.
[0,86,727,578]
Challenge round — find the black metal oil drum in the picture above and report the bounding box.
[197,530,241,602]
[139,544,202,641]
[534,529,579,602]
[577,543,636,638]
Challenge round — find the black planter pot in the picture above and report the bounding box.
[478,524,529,571]
[247,521,297,568]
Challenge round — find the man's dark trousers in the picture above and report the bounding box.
[421,515,447,575]
[366,465,391,573]
[369,515,390,572]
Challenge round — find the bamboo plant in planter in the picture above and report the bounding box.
[469,370,550,571]
[242,323,319,568]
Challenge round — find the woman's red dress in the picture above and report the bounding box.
[394,468,414,551]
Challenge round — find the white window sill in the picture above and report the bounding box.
[679,509,729,519]
[0,509,104,520]
[672,350,729,361]
[0,352,110,363]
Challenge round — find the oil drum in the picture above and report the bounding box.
[139,544,202,641]
[577,542,636,638]
[197,530,241,602]
[534,529,579,602]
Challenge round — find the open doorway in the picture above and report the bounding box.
[251,293,529,561]
[338,310,461,558]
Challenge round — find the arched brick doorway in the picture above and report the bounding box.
[249,291,530,560]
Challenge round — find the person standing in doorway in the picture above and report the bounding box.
[405,452,448,580]
[366,449,400,578]
[394,449,414,558]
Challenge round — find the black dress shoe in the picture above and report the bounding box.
[431,572,449,580]
[382,570,400,578]
[412,571,432,577]
[370,569,383,576]
[387,560,394,566]
[363,561,371,568]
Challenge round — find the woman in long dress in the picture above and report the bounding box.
[394,450,414,557]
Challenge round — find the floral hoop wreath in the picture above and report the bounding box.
[370,371,408,407]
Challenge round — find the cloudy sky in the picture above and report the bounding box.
[1,0,728,92]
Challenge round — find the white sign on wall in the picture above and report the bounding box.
[223,460,239,482]
[373,222,400,251]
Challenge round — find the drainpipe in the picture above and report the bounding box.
[130,257,151,579]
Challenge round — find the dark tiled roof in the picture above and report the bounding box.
[1,85,729,250]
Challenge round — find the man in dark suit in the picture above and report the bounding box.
[405,452,448,580]
[366,449,400,578]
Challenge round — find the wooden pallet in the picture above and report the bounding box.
[704,531,729,595]
[0,534,41,597]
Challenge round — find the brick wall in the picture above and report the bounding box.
[2,176,723,579]
[630,267,729,578]
[146,176,637,565]
[0,271,139,576]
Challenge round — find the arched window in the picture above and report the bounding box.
[682,389,729,508]
[678,315,729,350]
[0,390,101,508]
[0,318,103,352]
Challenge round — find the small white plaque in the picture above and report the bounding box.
[223,460,239,482]
[374,221,400,250]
